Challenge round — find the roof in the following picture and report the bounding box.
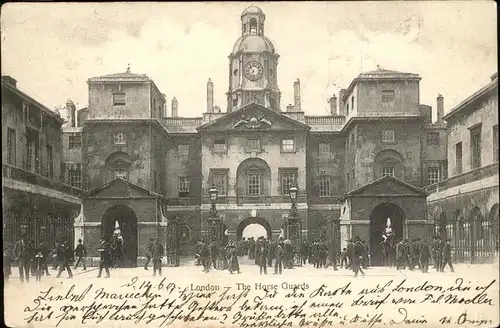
[242,5,265,17]
[342,67,421,102]
[346,175,428,197]
[1,79,65,124]
[305,115,345,132]
[443,73,498,120]
[88,68,151,83]
[163,117,203,134]
[232,35,275,53]
[84,177,166,200]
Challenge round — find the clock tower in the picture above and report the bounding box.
[227,5,281,112]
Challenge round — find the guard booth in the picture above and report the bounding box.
[207,216,224,243]
[284,215,303,266]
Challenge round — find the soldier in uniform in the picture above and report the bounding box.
[440,239,455,272]
[56,240,73,278]
[144,238,154,270]
[152,237,164,276]
[419,238,431,273]
[13,234,34,283]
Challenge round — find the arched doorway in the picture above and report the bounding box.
[369,203,405,266]
[101,205,138,267]
[236,217,272,241]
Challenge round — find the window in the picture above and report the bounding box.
[113,93,126,106]
[319,176,331,197]
[114,170,127,179]
[46,145,53,178]
[177,144,190,161]
[427,132,439,146]
[247,173,261,196]
[177,177,190,197]
[351,133,356,147]
[281,139,295,152]
[428,167,440,185]
[351,96,354,112]
[493,125,498,162]
[69,168,82,188]
[319,143,330,155]
[382,166,395,177]
[212,171,227,196]
[470,125,482,169]
[26,130,39,173]
[214,139,226,153]
[382,90,395,105]
[69,135,81,149]
[7,128,16,165]
[247,139,260,152]
[381,129,395,143]
[456,142,463,174]
[280,170,297,195]
[346,103,349,116]
[114,132,126,145]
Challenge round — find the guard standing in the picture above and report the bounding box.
[152,237,164,276]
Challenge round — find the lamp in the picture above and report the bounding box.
[289,186,298,202]
[209,185,218,202]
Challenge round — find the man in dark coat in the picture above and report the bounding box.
[56,240,73,278]
[37,240,51,276]
[432,236,442,271]
[152,237,164,276]
[352,237,365,277]
[419,239,431,273]
[97,239,112,278]
[209,241,218,269]
[13,235,34,283]
[274,243,284,275]
[74,239,87,270]
[346,239,355,270]
[200,240,210,273]
[267,241,275,267]
[395,239,405,270]
[144,238,154,270]
[259,240,268,275]
[440,239,455,272]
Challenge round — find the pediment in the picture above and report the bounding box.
[85,178,158,199]
[197,102,310,132]
[346,176,427,197]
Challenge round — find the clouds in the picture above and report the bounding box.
[1,2,497,119]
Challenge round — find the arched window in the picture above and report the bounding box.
[249,18,257,35]
[373,149,404,180]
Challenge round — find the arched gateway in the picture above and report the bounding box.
[101,205,138,267]
[369,203,405,266]
[236,217,272,240]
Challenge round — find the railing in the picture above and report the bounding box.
[424,162,499,194]
[163,117,203,127]
[2,163,83,198]
[200,195,308,205]
[305,116,345,126]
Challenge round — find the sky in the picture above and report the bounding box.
[1,2,497,119]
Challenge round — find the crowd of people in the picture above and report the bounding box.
[4,232,455,283]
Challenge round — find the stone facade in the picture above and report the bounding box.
[425,73,499,264]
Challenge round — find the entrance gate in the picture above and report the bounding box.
[369,203,405,266]
[236,217,272,240]
[101,205,138,267]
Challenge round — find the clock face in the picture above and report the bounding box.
[244,61,264,81]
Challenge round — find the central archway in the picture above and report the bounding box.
[236,217,272,240]
[369,202,405,266]
[101,205,138,267]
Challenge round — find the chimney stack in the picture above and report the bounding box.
[293,78,301,111]
[329,94,337,115]
[207,78,214,113]
[2,76,17,88]
[286,104,294,112]
[65,99,76,127]
[436,94,444,122]
[161,93,167,117]
[171,97,178,117]
[338,89,347,116]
